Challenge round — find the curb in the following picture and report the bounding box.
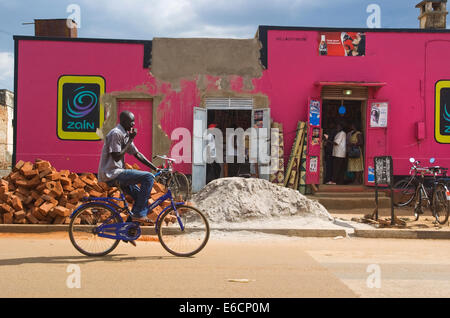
[210,228,347,238]
[0,225,345,238]
[353,229,450,239]
[0,224,449,239]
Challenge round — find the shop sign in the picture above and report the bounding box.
[435,80,450,143]
[318,32,366,56]
[57,75,105,140]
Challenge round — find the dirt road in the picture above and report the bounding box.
[0,231,449,298]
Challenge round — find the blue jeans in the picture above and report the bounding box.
[111,169,155,218]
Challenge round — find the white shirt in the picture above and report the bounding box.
[206,132,217,160]
[98,124,139,182]
[332,131,346,158]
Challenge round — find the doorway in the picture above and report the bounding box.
[206,109,252,183]
[322,99,365,185]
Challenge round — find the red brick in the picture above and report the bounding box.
[13,210,26,220]
[35,160,52,172]
[34,198,44,207]
[38,168,52,178]
[47,172,60,181]
[3,212,12,224]
[11,196,23,211]
[59,170,70,178]
[72,178,86,189]
[38,202,55,215]
[0,203,14,214]
[23,169,39,178]
[31,208,46,221]
[53,206,70,217]
[60,177,72,186]
[14,160,25,171]
[88,190,103,197]
[19,162,33,174]
[26,213,39,224]
[53,215,66,224]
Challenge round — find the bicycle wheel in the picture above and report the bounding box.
[69,203,122,257]
[432,183,450,225]
[168,172,191,202]
[157,204,209,257]
[392,179,416,207]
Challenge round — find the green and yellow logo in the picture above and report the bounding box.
[435,80,450,143]
[57,75,105,140]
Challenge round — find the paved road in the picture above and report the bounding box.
[0,231,449,298]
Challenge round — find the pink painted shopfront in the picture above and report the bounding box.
[257,25,450,186]
[13,24,450,191]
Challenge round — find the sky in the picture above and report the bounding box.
[0,0,433,91]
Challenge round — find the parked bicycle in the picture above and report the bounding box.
[393,158,450,224]
[153,155,191,202]
[68,167,209,257]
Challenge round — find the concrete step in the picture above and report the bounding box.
[313,191,388,198]
[308,195,392,210]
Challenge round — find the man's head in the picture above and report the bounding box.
[336,122,343,131]
[120,111,135,132]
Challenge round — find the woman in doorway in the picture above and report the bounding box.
[347,122,364,184]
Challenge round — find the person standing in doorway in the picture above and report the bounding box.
[206,123,221,184]
[347,122,364,184]
[324,123,337,184]
[331,123,346,185]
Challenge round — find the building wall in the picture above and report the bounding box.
[15,38,266,174]
[15,29,450,178]
[259,28,450,176]
[0,90,14,176]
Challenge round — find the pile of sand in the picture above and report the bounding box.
[192,177,333,224]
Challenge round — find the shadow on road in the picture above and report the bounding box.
[0,254,184,266]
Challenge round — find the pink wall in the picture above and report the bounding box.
[16,39,202,174]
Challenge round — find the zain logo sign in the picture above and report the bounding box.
[58,76,105,140]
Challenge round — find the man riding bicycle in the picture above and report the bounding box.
[98,110,160,226]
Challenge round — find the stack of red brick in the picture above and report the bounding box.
[0,159,173,225]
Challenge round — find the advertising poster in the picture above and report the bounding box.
[309,100,321,126]
[57,75,105,140]
[370,102,388,128]
[254,110,264,128]
[435,80,450,143]
[318,32,366,56]
[309,156,318,173]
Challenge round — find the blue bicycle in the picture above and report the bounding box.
[68,167,210,257]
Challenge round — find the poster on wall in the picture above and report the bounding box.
[318,32,366,56]
[57,75,105,140]
[370,102,388,128]
[309,156,318,173]
[253,110,264,128]
[309,100,321,126]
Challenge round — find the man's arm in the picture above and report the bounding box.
[111,128,137,163]
[134,152,158,171]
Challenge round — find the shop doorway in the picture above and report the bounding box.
[322,99,365,185]
[206,109,252,183]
